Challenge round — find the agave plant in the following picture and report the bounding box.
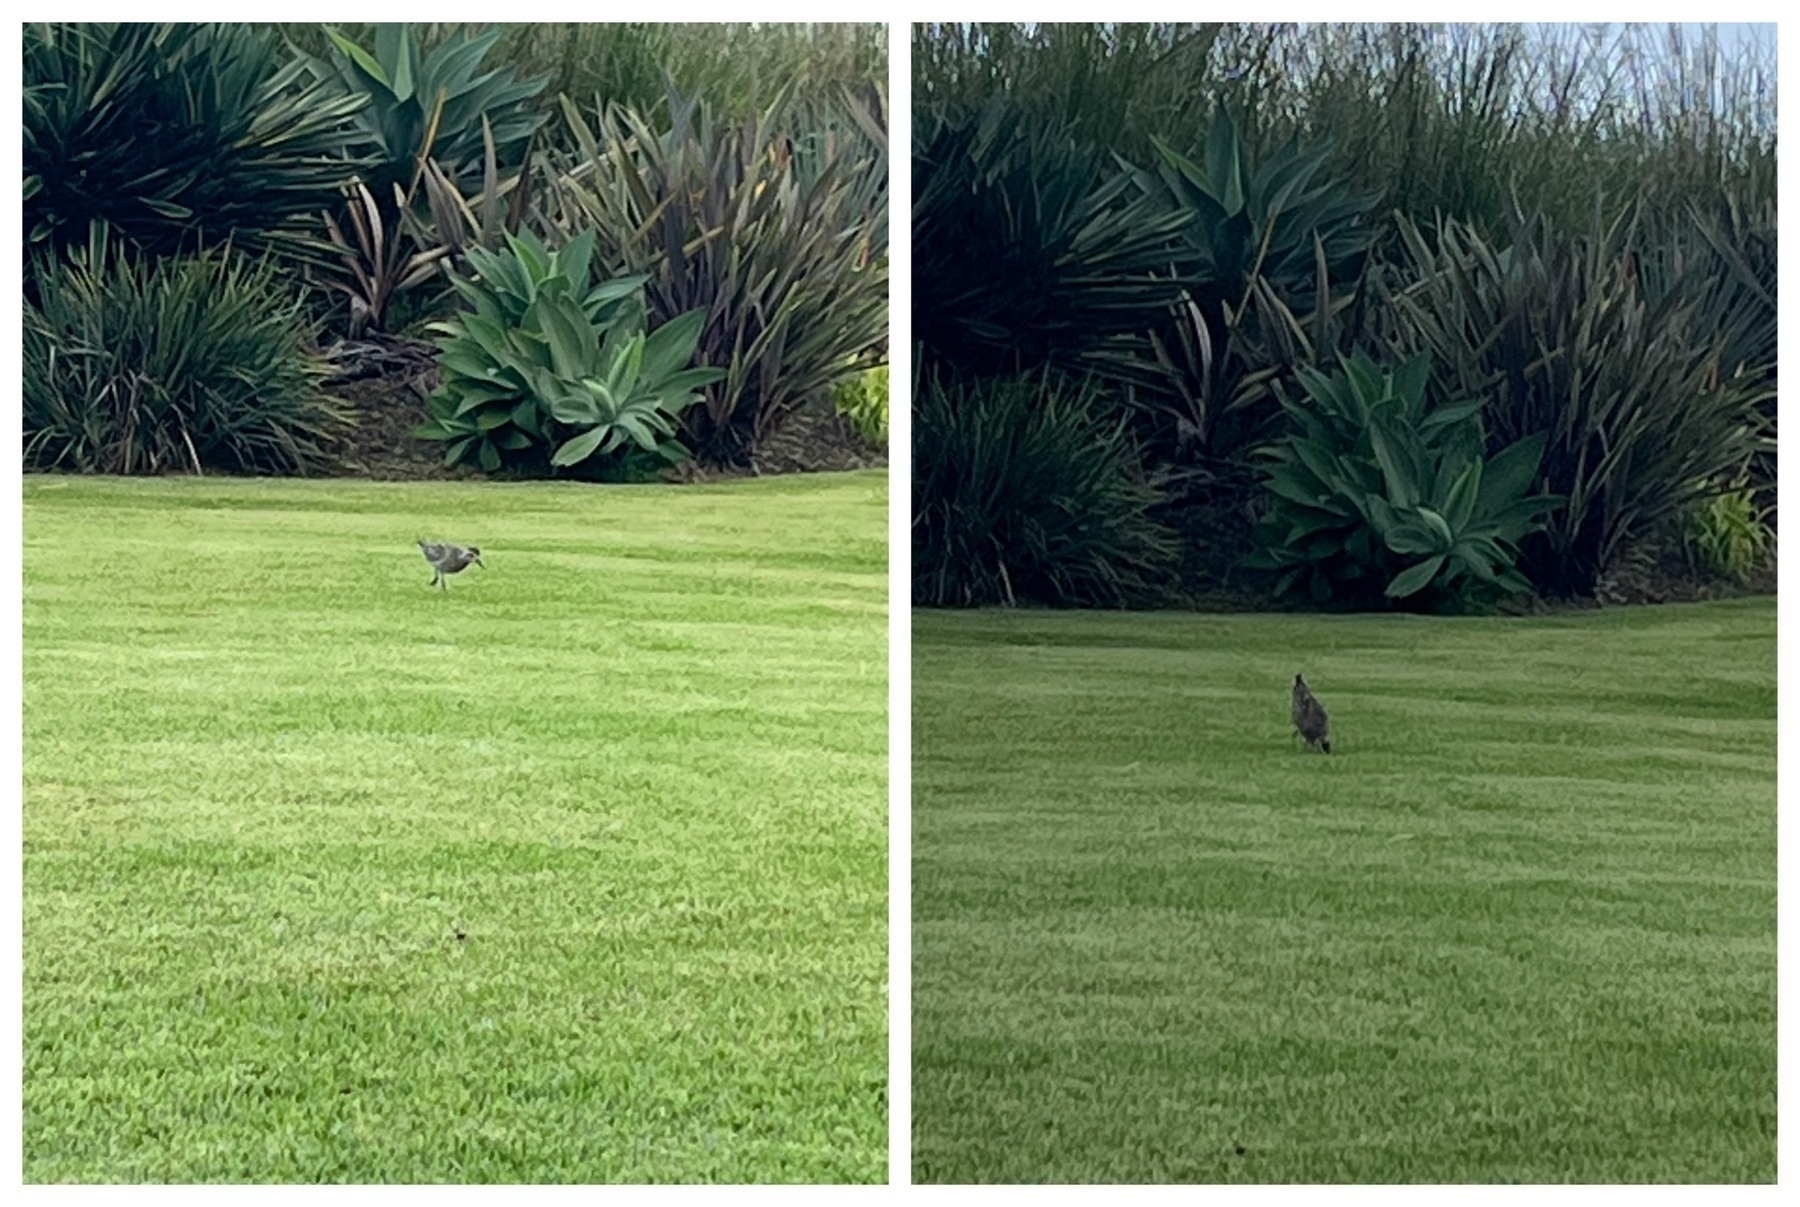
[1248,350,1562,608]
[1123,108,1381,463]
[539,84,888,465]
[23,22,368,269]
[294,25,546,200]
[415,228,722,476]
[1140,108,1381,310]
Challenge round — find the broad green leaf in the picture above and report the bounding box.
[1417,506,1455,547]
[1478,432,1549,515]
[1442,459,1483,532]
[530,293,597,381]
[551,426,607,466]
[390,26,417,102]
[641,309,708,383]
[326,27,390,88]
[1367,425,1418,509]
[660,366,728,394]
[559,228,597,293]
[547,392,598,425]
[1383,517,1443,556]
[1385,555,1446,598]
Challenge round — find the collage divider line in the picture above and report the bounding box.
[886,18,914,1188]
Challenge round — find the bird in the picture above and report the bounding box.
[1291,673,1331,753]
[418,540,483,590]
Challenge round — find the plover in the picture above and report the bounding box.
[419,540,483,590]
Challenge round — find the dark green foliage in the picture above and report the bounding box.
[24,230,340,475]
[912,22,1776,607]
[1139,109,1379,313]
[401,23,889,133]
[1383,212,1775,598]
[317,114,534,338]
[415,229,720,477]
[913,368,1177,608]
[540,85,888,465]
[1640,198,1779,502]
[915,24,1776,253]
[293,25,547,200]
[1125,110,1378,464]
[912,100,1190,383]
[23,23,366,268]
[1247,351,1560,609]
[294,25,548,338]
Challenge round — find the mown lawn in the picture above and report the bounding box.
[912,598,1775,1183]
[22,471,888,1183]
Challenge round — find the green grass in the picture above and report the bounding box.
[912,599,1775,1183]
[23,471,888,1183]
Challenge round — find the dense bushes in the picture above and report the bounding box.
[914,369,1175,608]
[22,21,888,479]
[25,231,340,475]
[912,21,1777,610]
[1382,211,1775,597]
[913,100,1189,384]
[24,23,366,267]
[540,85,888,465]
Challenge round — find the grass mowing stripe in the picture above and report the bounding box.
[912,598,1774,1183]
[24,472,887,1183]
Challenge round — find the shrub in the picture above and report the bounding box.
[833,366,889,445]
[913,367,1177,608]
[24,22,367,269]
[1685,483,1775,585]
[415,228,721,478]
[1125,108,1379,463]
[1383,210,1775,598]
[293,25,549,338]
[317,117,535,338]
[24,229,341,475]
[1246,351,1561,609]
[293,25,546,201]
[912,99,1189,384]
[540,85,888,465]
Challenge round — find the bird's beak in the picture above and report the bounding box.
[475,556,485,569]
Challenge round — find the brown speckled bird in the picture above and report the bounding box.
[419,540,483,590]
[1292,673,1331,753]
